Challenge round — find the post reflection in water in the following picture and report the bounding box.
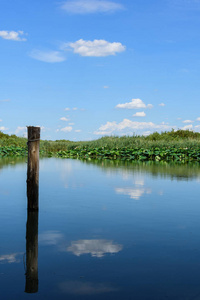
[25,210,39,293]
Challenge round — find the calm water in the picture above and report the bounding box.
[1,157,200,300]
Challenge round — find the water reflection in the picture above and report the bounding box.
[1,157,200,299]
[39,230,64,245]
[25,211,38,293]
[67,239,123,257]
[81,159,200,181]
[39,231,123,258]
[59,280,118,295]
[115,187,151,200]
[0,253,23,264]
[0,156,26,171]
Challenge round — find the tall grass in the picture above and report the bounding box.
[1,129,200,159]
[40,130,200,152]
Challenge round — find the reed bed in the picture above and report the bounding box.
[0,130,200,163]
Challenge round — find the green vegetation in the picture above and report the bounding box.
[0,129,200,162]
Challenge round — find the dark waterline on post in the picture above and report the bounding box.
[27,126,40,211]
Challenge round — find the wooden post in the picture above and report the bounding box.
[27,126,40,210]
[25,211,39,293]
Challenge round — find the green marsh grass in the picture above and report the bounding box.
[0,129,200,162]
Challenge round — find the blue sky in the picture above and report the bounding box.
[1,0,200,140]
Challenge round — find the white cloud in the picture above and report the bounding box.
[182,124,193,130]
[142,131,152,136]
[115,187,151,200]
[133,112,146,117]
[15,126,26,135]
[116,99,153,109]
[30,50,66,63]
[0,126,8,131]
[72,107,78,110]
[65,107,70,111]
[0,30,27,41]
[60,0,124,14]
[75,129,81,132]
[103,86,109,89]
[159,103,165,106]
[61,126,73,132]
[68,39,125,57]
[196,117,200,121]
[67,239,123,257]
[0,119,2,122]
[37,125,46,131]
[94,119,172,135]
[182,120,194,123]
[39,231,64,245]
[195,125,200,128]
[60,117,70,121]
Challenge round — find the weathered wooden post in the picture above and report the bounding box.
[25,211,39,293]
[27,126,40,210]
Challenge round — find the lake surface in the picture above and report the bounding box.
[1,157,200,300]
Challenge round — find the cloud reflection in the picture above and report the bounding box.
[67,239,123,257]
[59,280,118,295]
[39,231,64,245]
[115,187,151,200]
[0,252,22,264]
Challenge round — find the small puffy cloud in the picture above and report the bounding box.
[94,119,172,135]
[35,125,46,132]
[15,126,26,135]
[0,30,27,41]
[0,126,8,131]
[103,86,109,89]
[196,117,200,121]
[60,0,124,14]
[182,120,194,123]
[61,126,73,132]
[195,125,200,128]
[30,50,66,63]
[182,124,193,130]
[133,112,146,117]
[67,239,123,257]
[142,131,152,136]
[60,117,69,121]
[72,107,78,110]
[0,119,2,122]
[159,103,165,106]
[75,129,81,132]
[68,39,125,57]
[65,107,70,111]
[116,99,153,109]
